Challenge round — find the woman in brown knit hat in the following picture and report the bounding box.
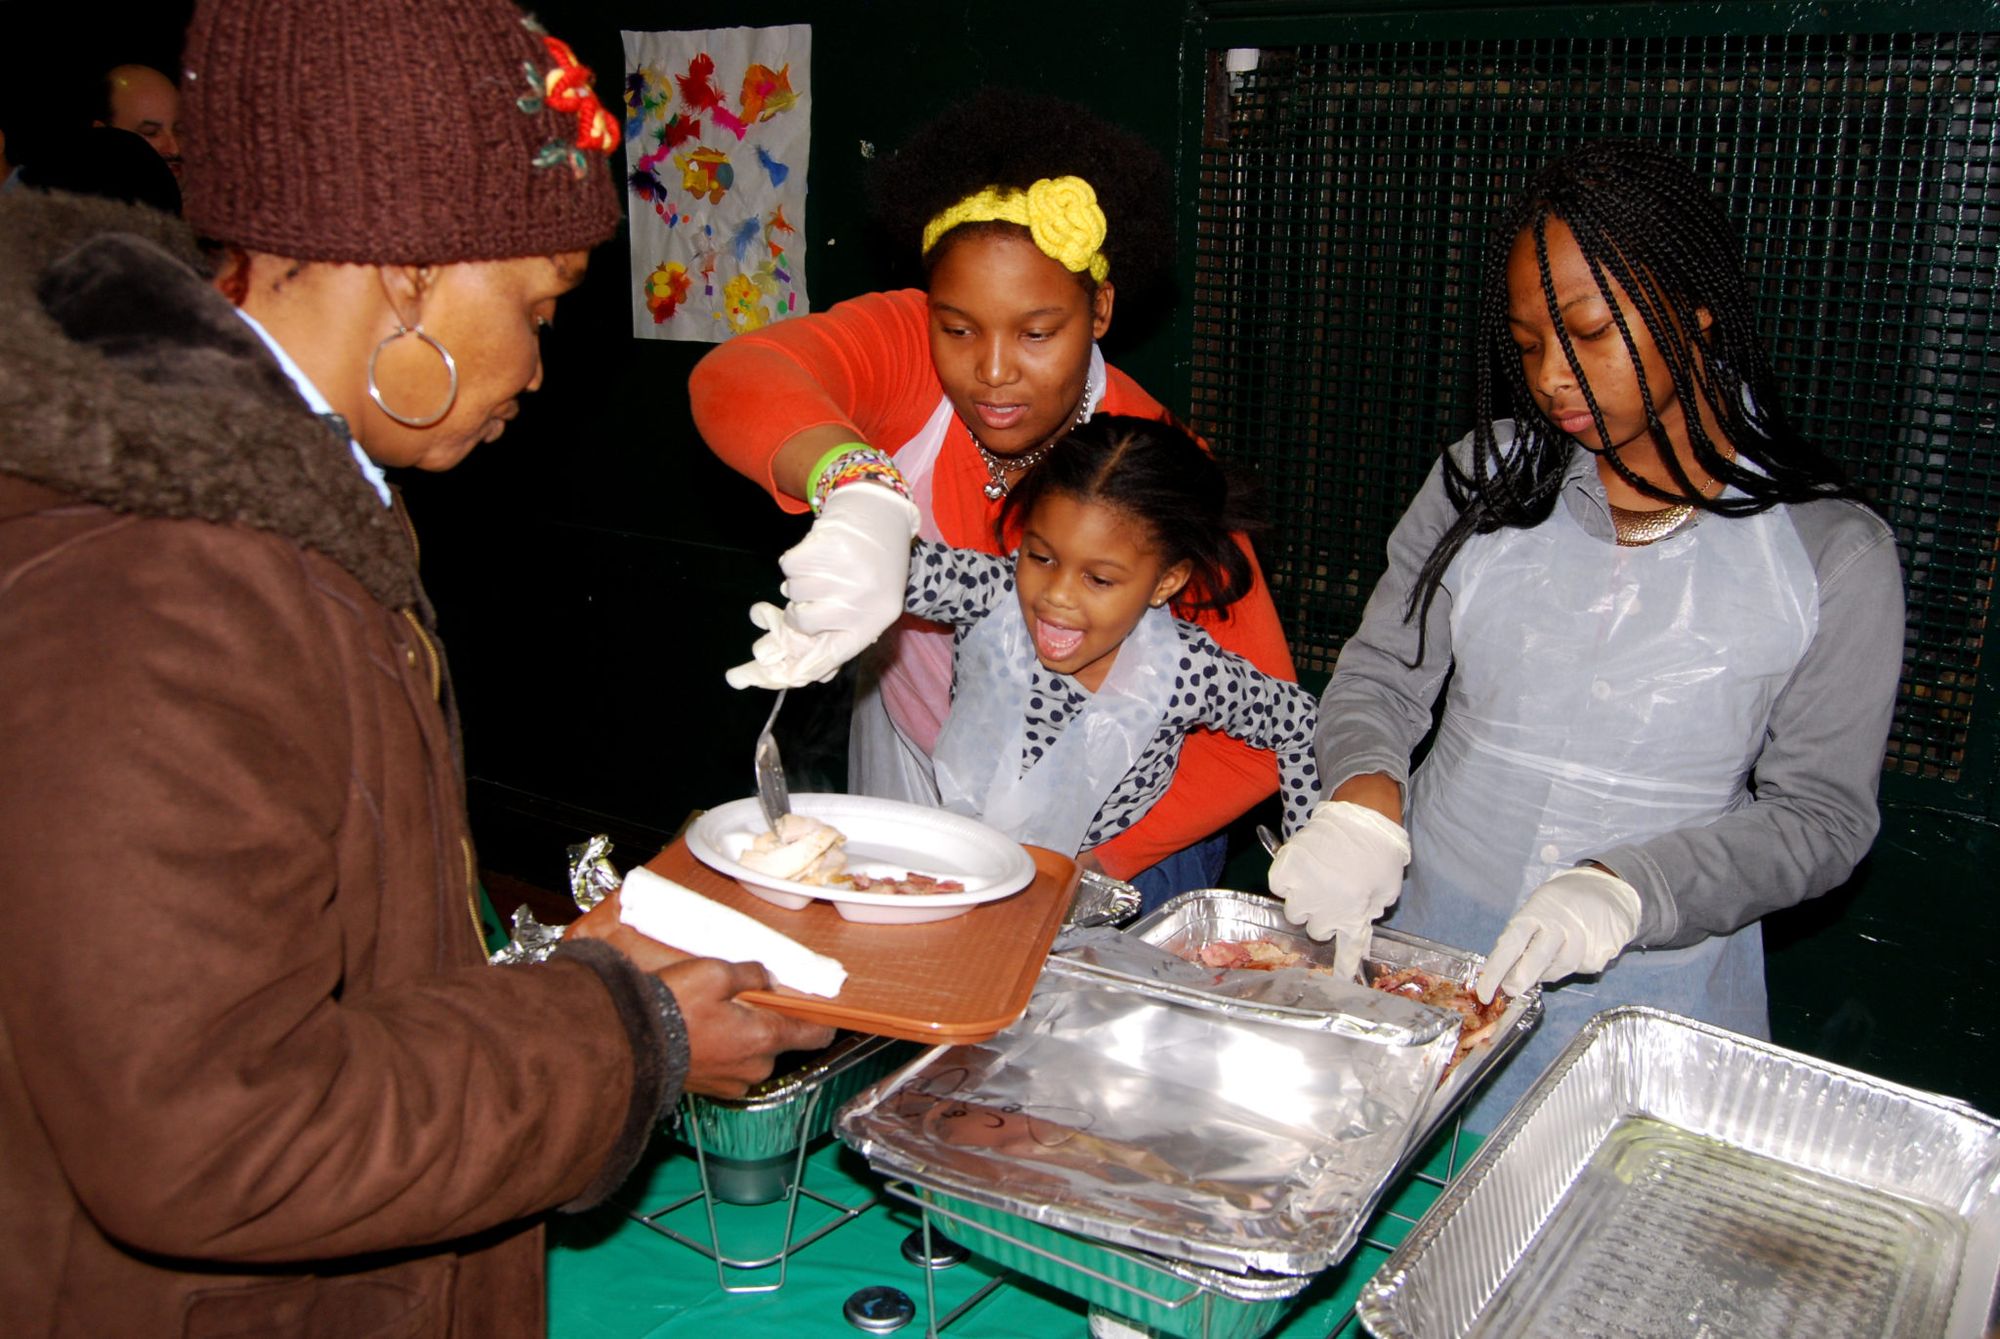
[0,1,830,1334]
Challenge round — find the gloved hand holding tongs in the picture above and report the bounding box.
[1267,798,1412,983]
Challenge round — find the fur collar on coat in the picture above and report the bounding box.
[0,190,420,610]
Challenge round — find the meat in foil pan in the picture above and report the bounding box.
[1048,926,1456,1046]
[1116,890,1541,1100]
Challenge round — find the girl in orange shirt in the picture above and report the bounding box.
[692,90,1296,901]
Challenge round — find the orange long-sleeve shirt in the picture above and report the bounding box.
[690,289,1296,879]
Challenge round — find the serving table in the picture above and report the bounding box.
[548,1123,1480,1337]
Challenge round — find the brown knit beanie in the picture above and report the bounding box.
[180,0,621,264]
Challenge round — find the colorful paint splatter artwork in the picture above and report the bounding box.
[675,146,734,204]
[621,25,811,342]
[754,144,790,187]
[739,64,795,124]
[623,67,666,142]
[645,261,692,323]
[720,273,768,333]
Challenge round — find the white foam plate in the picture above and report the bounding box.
[687,793,1038,924]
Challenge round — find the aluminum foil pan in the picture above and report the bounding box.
[1064,867,1142,928]
[838,946,1453,1275]
[682,1032,910,1161]
[1359,1006,2000,1338]
[891,1180,1313,1339]
[889,1179,1314,1305]
[1050,927,1456,1047]
[1119,889,1542,1153]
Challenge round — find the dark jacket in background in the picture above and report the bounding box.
[18,125,181,215]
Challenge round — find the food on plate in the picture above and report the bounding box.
[837,871,967,896]
[740,813,848,883]
[740,815,967,896]
[1187,938,1509,1074]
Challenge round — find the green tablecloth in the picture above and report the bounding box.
[548,1124,1480,1338]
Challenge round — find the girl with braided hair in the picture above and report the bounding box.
[694,90,1296,904]
[1270,139,1904,1130]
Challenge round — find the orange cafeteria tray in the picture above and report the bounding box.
[640,839,1078,1044]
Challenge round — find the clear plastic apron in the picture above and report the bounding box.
[848,347,1106,804]
[1384,492,1818,1130]
[932,601,1177,855]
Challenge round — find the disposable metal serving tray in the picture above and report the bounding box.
[1120,889,1542,1163]
[885,1177,1314,1339]
[682,1031,912,1162]
[1359,1005,2000,1338]
[838,892,1537,1279]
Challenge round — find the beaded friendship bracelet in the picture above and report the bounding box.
[806,442,912,514]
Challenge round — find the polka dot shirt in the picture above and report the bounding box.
[907,540,1320,846]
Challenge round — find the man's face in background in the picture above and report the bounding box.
[100,64,182,179]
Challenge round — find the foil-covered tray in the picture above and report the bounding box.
[679,1032,915,1207]
[839,935,1461,1275]
[887,1178,1312,1339]
[1359,1006,2000,1338]
[682,1031,911,1161]
[1118,889,1542,1155]
[1064,867,1142,928]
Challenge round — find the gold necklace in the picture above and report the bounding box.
[1608,500,1696,546]
[1604,457,1728,547]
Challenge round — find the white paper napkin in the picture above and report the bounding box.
[619,866,848,998]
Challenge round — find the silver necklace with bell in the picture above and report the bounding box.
[975,395,1091,501]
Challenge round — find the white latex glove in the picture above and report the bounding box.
[724,603,848,689]
[1268,800,1412,980]
[723,482,919,690]
[1475,866,1643,1004]
[780,483,919,636]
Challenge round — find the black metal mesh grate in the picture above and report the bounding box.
[1190,31,2000,786]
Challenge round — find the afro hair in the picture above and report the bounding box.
[870,87,1174,310]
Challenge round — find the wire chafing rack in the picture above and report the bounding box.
[623,1033,912,1294]
[883,1118,1478,1339]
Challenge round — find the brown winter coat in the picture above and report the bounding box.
[0,193,680,1337]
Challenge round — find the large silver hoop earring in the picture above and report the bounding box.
[366,325,459,428]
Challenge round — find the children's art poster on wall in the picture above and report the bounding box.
[620,24,811,343]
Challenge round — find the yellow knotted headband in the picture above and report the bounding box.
[921,175,1111,284]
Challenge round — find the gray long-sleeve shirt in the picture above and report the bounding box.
[1318,431,1905,949]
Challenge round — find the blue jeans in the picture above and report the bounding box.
[1129,832,1229,915]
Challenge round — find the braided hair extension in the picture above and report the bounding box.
[1405,139,1861,653]
[870,87,1174,309]
[1001,414,1263,615]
